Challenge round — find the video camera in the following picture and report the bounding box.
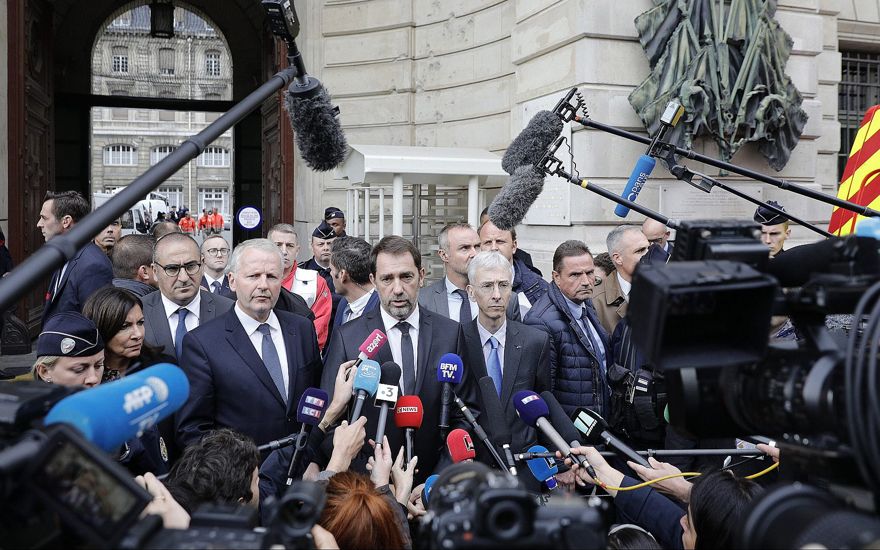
[418,461,607,549]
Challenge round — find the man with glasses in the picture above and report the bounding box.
[200,235,233,298]
[141,233,233,359]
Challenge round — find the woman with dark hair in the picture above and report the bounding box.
[82,287,175,475]
[319,471,407,550]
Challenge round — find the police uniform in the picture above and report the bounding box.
[301,221,341,341]
[755,201,795,339]
[324,207,347,237]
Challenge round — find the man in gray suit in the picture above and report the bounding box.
[142,232,233,359]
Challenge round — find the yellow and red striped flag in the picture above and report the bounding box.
[829,105,880,236]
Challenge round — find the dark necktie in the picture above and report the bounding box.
[396,321,416,395]
[211,281,221,294]
[454,289,472,322]
[174,308,189,358]
[258,323,287,404]
[580,307,605,367]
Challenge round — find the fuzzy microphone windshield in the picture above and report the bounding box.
[501,110,564,175]
[285,77,349,172]
[487,164,547,230]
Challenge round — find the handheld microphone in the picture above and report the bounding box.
[571,407,652,468]
[501,110,564,175]
[394,395,423,466]
[286,388,329,485]
[44,363,189,453]
[487,164,548,231]
[422,473,439,506]
[514,391,593,475]
[477,376,517,476]
[374,362,401,448]
[437,353,464,440]
[446,428,476,463]
[525,445,559,490]
[349,359,380,422]
[285,78,348,172]
[540,391,600,480]
[614,154,655,218]
[355,329,387,369]
[452,393,511,476]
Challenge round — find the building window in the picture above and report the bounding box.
[111,46,129,73]
[839,51,880,181]
[103,144,137,166]
[159,186,184,209]
[111,13,132,28]
[151,145,177,165]
[199,146,229,167]
[199,187,229,216]
[159,48,175,76]
[205,51,221,77]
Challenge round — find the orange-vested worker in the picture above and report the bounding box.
[198,209,209,235]
[207,208,224,235]
[178,212,196,235]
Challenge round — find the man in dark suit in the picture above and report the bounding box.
[200,234,233,298]
[320,236,479,483]
[329,236,379,328]
[642,218,674,256]
[39,191,113,327]
[176,239,322,450]
[461,251,551,458]
[141,233,233,359]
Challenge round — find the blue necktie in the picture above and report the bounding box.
[211,281,221,294]
[174,308,189,358]
[341,303,352,324]
[454,289,472,322]
[258,324,287,404]
[487,336,503,397]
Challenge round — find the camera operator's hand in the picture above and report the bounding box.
[564,446,625,497]
[756,443,780,464]
[311,525,340,549]
[326,416,367,473]
[367,436,393,487]
[629,457,692,503]
[323,360,358,430]
[554,469,578,492]
[407,484,427,520]
[135,472,190,529]
[391,447,418,506]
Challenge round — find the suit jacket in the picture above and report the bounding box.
[42,242,113,326]
[592,272,628,336]
[461,319,551,455]
[419,278,521,322]
[175,309,323,449]
[320,306,478,484]
[141,289,234,359]
[333,291,380,328]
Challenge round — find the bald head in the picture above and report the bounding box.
[641,218,670,249]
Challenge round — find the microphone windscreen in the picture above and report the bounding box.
[540,391,581,444]
[436,353,464,384]
[44,363,189,452]
[513,390,549,428]
[394,395,424,429]
[446,428,476,463]
[477,376,512,442]
[353,359,381,397]
[570,407,605,445]
[379,361,402,385]
[487,165,546,231]
[501,110,564,175]
[422,473,439,506]
[525,444,558,487]
[615,154,656,218]
[297,387,329,425]
[357,329,387,359]
[285,80,348,172]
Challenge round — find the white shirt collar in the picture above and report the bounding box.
[380,303,420,333]
[234,303,281,336]
[161,290,201,320]
[204,273,223,287]
[477,319,507,349]
[616,271,632,298]
[348,288,375,315]
[444,276,466,295]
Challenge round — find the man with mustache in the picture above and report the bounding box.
[175,239,322,452]
[141,232,233,360]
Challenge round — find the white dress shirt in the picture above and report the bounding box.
[444,277,478,323]
[380,305,420,394]
[345,288,375,323]
[477,319,507,375]
[234,305,290,399]
[617,272,632,301]
[161,291,201,347]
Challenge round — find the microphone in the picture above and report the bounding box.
[44,363,188,453]
[422,473,439,506]
[452,393,511,476]
[285,78,348,172]
[354,329,388,369]
[258,433,299,453]
[374,362,402,448]
[349,359,380,422]
[446,428,476,463]
[477,376,517,476]
[394,395,423,465]
[525,445,559,490]
[286,388,330,485]
[571,407,652,468]
[515,451,556,461]
[487,164,547,231]
[437,353,464,440]
[513,391,594,476]
[614,154,656,218]
[501,110,564,175]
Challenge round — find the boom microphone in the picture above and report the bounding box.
[349,359,380,422]
[478,376,517,476]
[501,110,564,175]
[447,428,476,463]
[374,362,402,448]
[394,395,423,465]
[44,363,189,453]
[571,407,651,469]
[437,353,464,440]
[286,387,329,485]
[285,78,348,172]
[615,154,655,218]
[525,445,559,490]
[487,164,547,231]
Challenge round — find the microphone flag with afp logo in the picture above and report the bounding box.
[44,363,189,453]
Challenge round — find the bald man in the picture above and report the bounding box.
[641,218,673,255]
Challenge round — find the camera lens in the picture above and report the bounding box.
[485,500,527,541]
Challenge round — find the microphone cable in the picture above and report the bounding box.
[591,462,780,493]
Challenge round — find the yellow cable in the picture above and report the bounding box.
[744,461,779,479]
[598,461,780,491]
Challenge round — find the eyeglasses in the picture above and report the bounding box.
[205,248,230,257]
[155,261,201,277]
